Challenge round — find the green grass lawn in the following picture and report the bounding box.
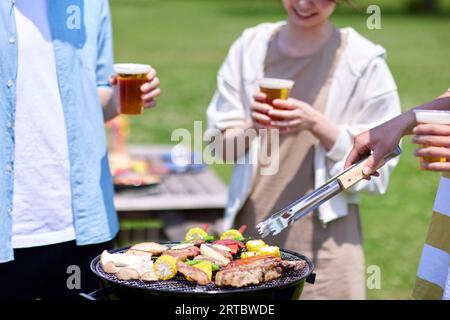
[110,0,450,299]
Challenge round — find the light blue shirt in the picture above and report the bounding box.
[0,0,119,262]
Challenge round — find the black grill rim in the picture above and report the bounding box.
[90,241,315,296]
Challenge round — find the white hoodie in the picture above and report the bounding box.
[207,22,401,230]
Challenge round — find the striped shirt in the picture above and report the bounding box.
[413,172,450,300]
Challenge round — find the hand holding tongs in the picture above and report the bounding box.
[256,146,402,238]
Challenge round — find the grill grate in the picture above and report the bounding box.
[91,246,312,295]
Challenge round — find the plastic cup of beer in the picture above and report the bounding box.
[114,63,152,115]
[258,78,295,106]
[414,109,450,164]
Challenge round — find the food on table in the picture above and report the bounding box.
[113,173,160,188]
[165,246,200,261]
[215,255,306,288]
[108,152,133,175]
[129,242,168,255]
[108,152,161,188]
[154,255,178,280]
[177,261,210,285]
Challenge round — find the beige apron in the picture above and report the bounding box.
[235,28,366,300]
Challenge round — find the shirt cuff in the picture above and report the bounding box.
[325,127,353,162]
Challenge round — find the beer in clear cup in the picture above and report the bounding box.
[414,109,450,164]
[114,63,151,115]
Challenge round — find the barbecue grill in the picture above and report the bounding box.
[81,242,315,300]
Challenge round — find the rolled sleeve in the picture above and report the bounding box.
[96,0,114,88]
[326,126,354,162]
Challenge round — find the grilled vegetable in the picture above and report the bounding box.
[193,260,212,281]
[200,244,231,266]
[246,240,267,252]
[185,227,209,241]
[220,229,243,240]
[154,255,178,280]
[186,259,219,272]
[240,251,258,259]
[256,246,281,258]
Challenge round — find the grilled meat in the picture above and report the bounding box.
[165,246,200,261]
[189,239,206,246]
[199,244,231,266]
[215,255,306,288]
[176,261,210,285]
[129,242,168,255]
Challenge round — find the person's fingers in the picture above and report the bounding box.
[252,120,267,130]
[413,123,450,136]
[268,109,301,120]
[143,100,157,109]
[344,147,364,169]
[141,77,160,93]
[420,161,450,172]
[414,146,450,159]
[251,101,273,114]
[253,92,267,102]
[272,98,298,110]
[110,76,118,86]
[146,68,157,81]
[141,88,161,101]
[412,135,450,148]
[270,119,302,128]
[251,111,271,124]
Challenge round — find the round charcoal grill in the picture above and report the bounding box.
[83,243,315,300]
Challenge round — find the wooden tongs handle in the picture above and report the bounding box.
[337,146,401,190]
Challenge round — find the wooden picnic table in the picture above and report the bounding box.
[114,145,228,245]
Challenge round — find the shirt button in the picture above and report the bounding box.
[9,37,15,44]
[8,208,12,215]
[6,79,14,88]
[5,164,11,172]
[6,121,12,129]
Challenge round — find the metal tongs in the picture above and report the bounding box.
[256,146,402,238]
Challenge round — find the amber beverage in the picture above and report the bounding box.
[114,63,151,115]
[414,110,450,164]
[258,78,294,105]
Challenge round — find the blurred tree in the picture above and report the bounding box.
[407,0,439,13]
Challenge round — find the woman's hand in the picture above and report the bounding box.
[110,67,161,109]
[250,92,274,131]
[412,123,450,172]
[268,98,318,133]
